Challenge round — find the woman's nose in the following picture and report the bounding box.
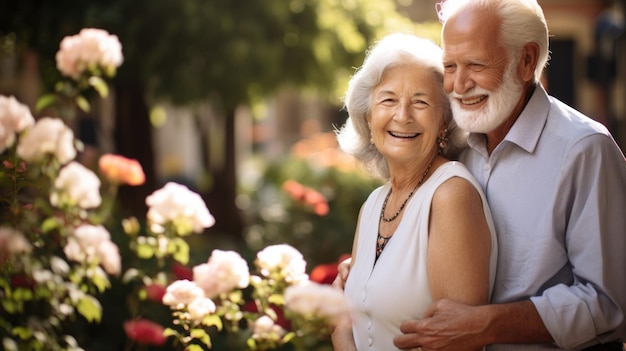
[393,101,413,122]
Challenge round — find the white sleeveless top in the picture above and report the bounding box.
[344,161,498,351]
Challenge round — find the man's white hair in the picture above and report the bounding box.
[437,0,550,82]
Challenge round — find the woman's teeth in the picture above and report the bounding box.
[389,131,418,138]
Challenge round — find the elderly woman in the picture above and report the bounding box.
[331,33,498,351]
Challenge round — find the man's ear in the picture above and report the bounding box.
[518,42,540,82]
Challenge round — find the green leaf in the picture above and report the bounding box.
[35,94,58,112]
[170,237,190,265]
[88,76,109,98]
[121,268,141,283]
[13,288,33,301]
[163,327,178,338]
[228,290,243,303]
[268,293,284,305]
[75,95,91,112]
[282,332,296,344]
[186,345,205,351]
[41,217,61,233]
[12,326,32,340]
[91,268,111,292]
[190,328,210,345]
[77,295,102,323]
[201,314,223,330]
[2,299,21,314]
[136,243,155,259]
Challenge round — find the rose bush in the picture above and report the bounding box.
[0,28,351,351]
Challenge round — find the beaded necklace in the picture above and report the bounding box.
[380,160,434,222]
[375,160,435,261]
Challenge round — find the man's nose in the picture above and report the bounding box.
[453,67,474,95]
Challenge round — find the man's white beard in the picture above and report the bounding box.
[450,61,524,133]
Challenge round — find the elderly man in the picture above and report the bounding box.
[389,0,626,350]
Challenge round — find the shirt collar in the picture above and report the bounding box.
[467,84,550,154]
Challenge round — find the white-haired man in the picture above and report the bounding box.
[390,0,626,350]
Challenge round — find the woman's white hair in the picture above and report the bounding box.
[335,33,467,180]
[437,0,550,82]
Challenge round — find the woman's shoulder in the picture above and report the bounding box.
[436,160,471,175]
[431,162,484,203]
[431,161,478,186]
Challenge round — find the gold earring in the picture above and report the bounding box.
[437,128,449,152]
[368,122,374,144]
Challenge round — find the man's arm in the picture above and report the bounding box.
[530,134,626,348]
[393,299,552,351]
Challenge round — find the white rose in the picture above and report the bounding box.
[51,162,101,209]
[65,224,117,275]
[63,238,85,262]
[56,36,82,79]
[145,182,215,235]
[17,117,76,164]
[73,224,110,248]
[284,282,350,325]
[0,95,35,152]
[97,240,121,275]
[63,224,111,266]
[256,244,308,284]
[252,315,285,339]
[0,227,32,254]
[162,280,205,309]
[187,297,216,321]
[55,28,123,79]
[193,250,250,298]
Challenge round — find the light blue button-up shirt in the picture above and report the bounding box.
[461,84,626,350]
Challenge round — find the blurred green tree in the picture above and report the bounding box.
[0,0,435,240]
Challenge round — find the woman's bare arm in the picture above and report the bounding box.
[427,177,492,306]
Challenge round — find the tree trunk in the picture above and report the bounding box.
[203,107,244,242]
[113,80,156,218]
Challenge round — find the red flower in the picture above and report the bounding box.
[310,254,351,285]
[10,275,35,289]
[123,319,167,346]
[310,263,338,285]
[282,180,329,216]
[172,262,193,281]
[98,154,145,186]
[144,283,166,303]
[313,202,329,216]
[2,160,26,172]
[282,180,306,201]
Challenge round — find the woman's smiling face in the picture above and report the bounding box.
[369,62,445,166]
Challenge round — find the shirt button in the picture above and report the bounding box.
[483,164,490,171]
[368,337,373,346]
